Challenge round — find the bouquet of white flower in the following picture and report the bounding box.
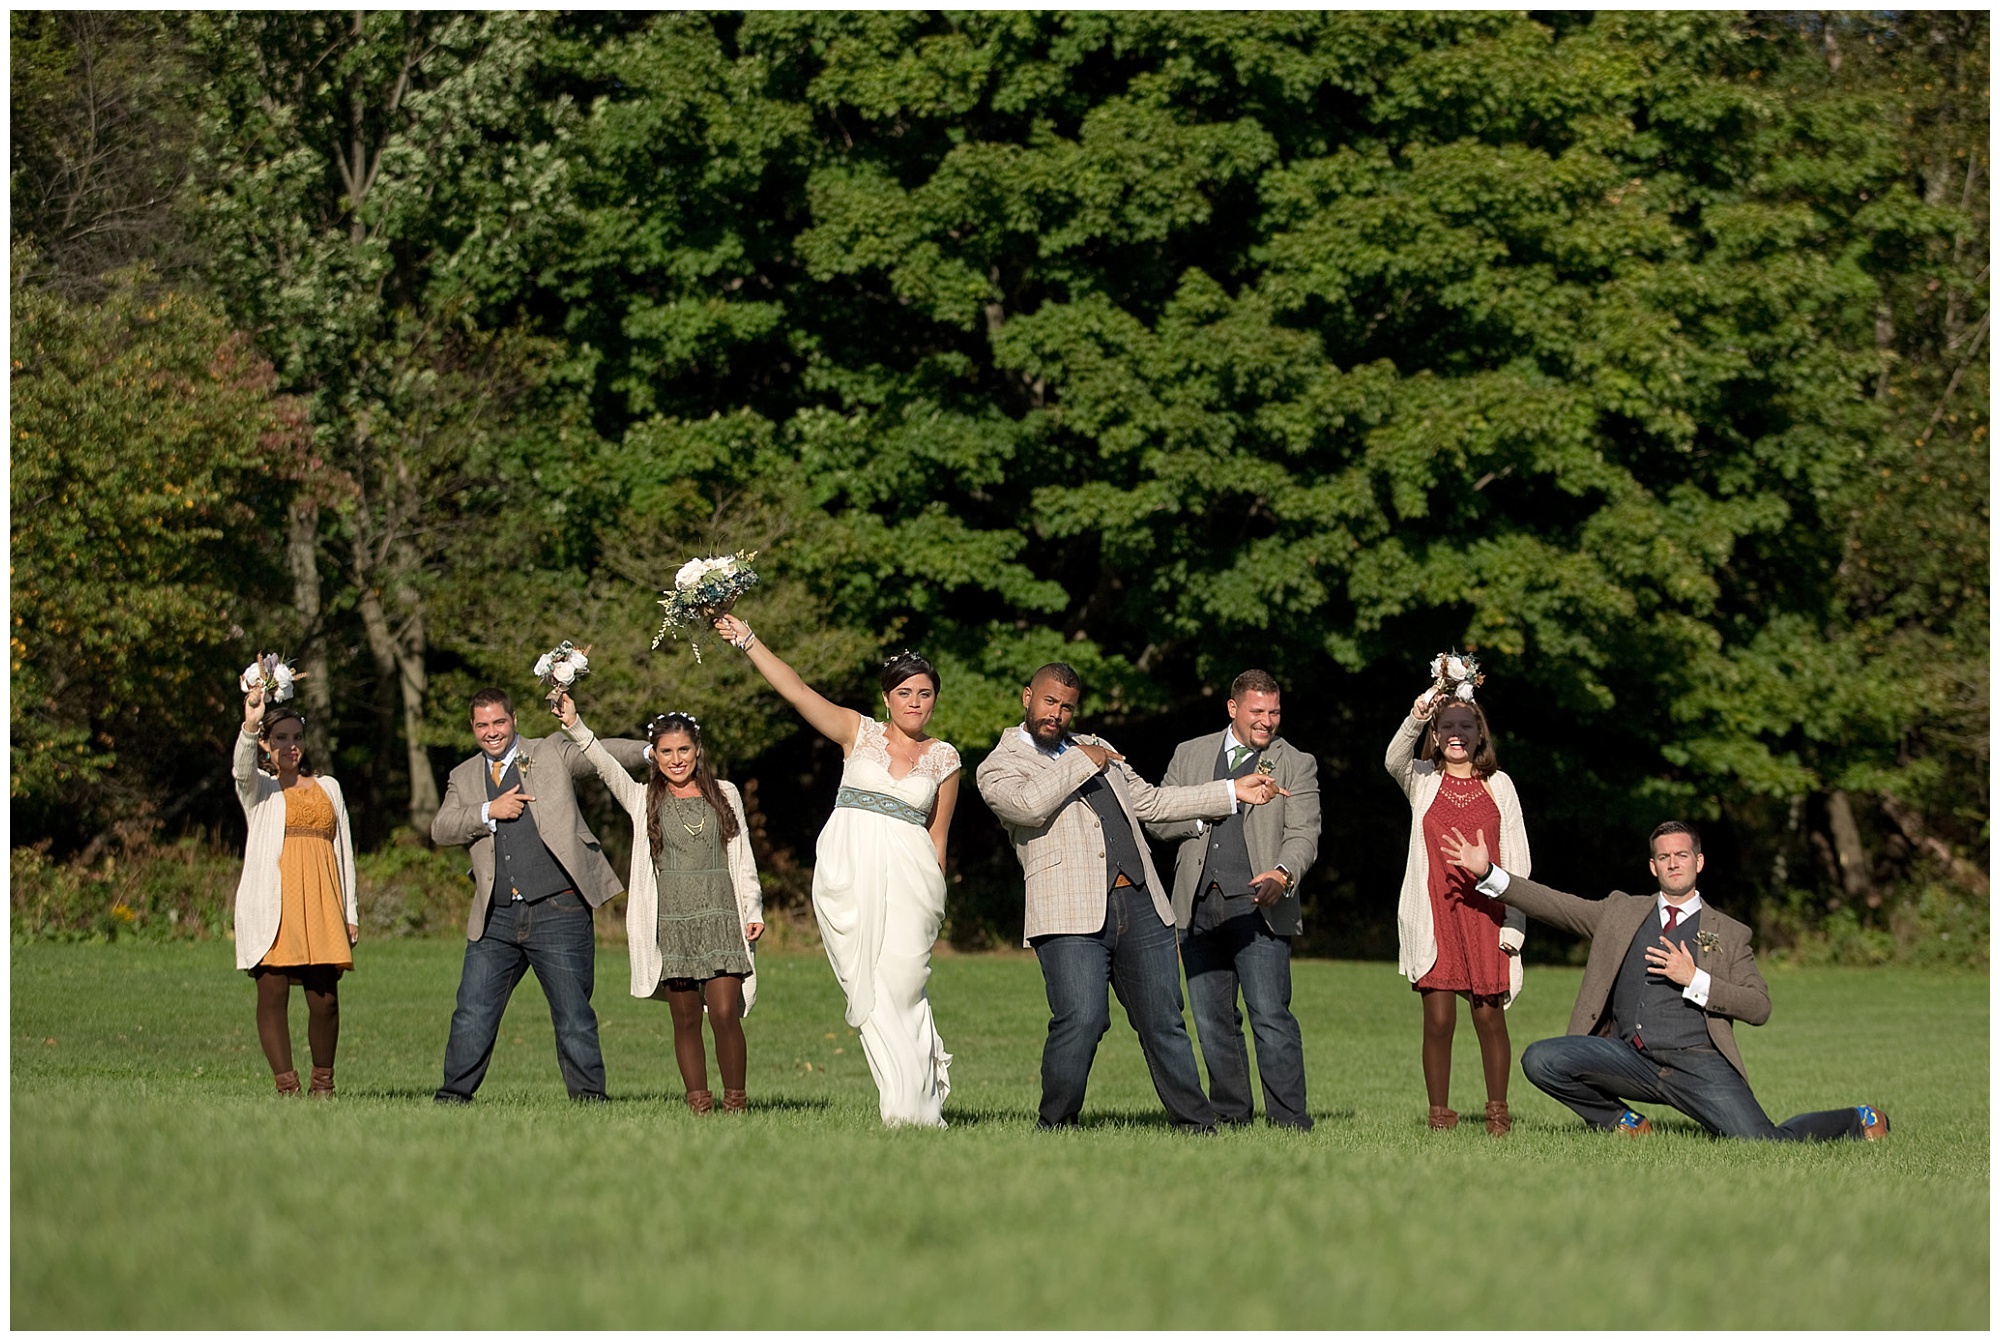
[1425,650,1485,704]
[239,654,302,703]
[651,550,760,661]
[534,640,592,706]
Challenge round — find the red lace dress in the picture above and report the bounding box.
[1416,772,1509,997]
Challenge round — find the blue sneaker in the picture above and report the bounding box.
[1616,1109,1654,1136]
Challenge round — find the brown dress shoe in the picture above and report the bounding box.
[1616,1110,1654,1136]
[685,1089,715,1115]
[1484,1100,1512,1136]
[308,1067,335,1098]
[721,1088,747,1114]
[1858,1105,1890,1139]
[273,1069,302,1096]
[1427,1105,1459,1130]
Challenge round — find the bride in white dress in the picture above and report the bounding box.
[714,612,960,1127]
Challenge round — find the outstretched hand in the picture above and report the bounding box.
[1234,774,1289,806]
[1437,825,1492,878]
[714,613,755,649]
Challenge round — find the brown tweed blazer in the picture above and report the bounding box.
[430,732,649,941]
[1496,874,1772,1078]
[976,725,1236,945]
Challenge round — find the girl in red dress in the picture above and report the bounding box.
[1385,689,1532,1134]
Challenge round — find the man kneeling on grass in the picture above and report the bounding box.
[1437,820,1890,1142]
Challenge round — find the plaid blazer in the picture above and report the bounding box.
[976,725,1236,945]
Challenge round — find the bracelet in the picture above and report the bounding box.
[732,625,757,651]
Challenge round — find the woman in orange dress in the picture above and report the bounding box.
[232,686,358,1096]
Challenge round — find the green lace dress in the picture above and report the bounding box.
[654,794,752,986]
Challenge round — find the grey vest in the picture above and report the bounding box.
[485,752,576,904]
[1074,770,1147,892]
[1610,906,1709,1051]
[1191,741,1260,931]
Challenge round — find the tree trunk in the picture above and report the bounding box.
[358,580,440,837]
[1825,790,1876,908]
[286,496,333,764]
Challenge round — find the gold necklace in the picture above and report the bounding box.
[672,795,706,838]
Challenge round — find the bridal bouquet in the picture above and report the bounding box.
[534,640,591,706]
[1426,650,1485,704]
[651,549,760,661]
[239,654,302,703]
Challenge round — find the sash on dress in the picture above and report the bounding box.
[834,785,929,828]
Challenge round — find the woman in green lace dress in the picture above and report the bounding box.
[557,694,764,1114]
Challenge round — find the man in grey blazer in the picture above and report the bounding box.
[1147,669,1321,1130]
[1440,820,1889,1140]
[976,662,1284,1132]
[430,687,648,1103]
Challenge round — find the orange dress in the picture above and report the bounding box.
[258,780,353,971]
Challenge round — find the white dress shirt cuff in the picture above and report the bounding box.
[1684,968,1712,1007]
[1475,865,1511,897]
[481,802,495,832]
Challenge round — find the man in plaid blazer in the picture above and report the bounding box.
[976,663,1284,1131]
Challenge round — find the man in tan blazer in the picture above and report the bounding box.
[976,663,1283,1131]
[1147,669,1321,1129]
[1440,820,1889,1141]
[430,687,647,1103]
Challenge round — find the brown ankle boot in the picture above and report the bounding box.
[685,1089,715,1115]
[274,1069,302,1096]
[721,1088,747,1114]
[1427,1105,1459,1130]
[1484,1100,1511,1136]
[308,1067,335,1098]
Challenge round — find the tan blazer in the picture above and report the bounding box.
[430,731,650,941]
[1146,731,1321,936]
[975,725,1236,945]
[1496,874,1771,1078]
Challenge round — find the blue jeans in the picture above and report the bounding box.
[1032,882,1216,1131]
[436,891,606,1101]
[1521,1035,1866,1140]
[1181,914,1311,1129]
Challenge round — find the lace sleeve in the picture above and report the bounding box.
[922,739,962,782]
[853,715,887,764]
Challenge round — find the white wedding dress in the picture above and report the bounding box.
[813,717,958,1127]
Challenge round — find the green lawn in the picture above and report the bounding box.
[11,939,1988,1328]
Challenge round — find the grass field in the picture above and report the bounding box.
[10,939,1988,1328]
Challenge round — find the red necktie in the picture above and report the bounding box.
[1665,905,1681,933]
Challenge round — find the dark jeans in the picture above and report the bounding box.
[436,891,605,1101]
[1032,882,1216,1131]
[1521,1035,1867,1140]
[1181,914,1311,1129]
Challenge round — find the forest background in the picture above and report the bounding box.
[10,10,1988,965]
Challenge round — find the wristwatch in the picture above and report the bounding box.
[1274,864,1293,890]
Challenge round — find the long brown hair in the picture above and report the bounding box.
[257,707,316,776]
[644,713,739,851]
[1421,698,1498,778]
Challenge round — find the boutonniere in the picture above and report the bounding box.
[1695,930,1720,953]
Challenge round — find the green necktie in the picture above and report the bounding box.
[1227,744,1254,772]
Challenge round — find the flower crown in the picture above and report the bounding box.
[646,711,701,740]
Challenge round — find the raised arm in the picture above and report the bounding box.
[1142,742,1205,842]
[234,689,266,813]
[1383,695,1433,799]
[714,612,863,754]
[1437,825,1601,941]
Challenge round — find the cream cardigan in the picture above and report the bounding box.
[1385,714,1530,1007]
[231,729,357,971]
[564,720,763,1009]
